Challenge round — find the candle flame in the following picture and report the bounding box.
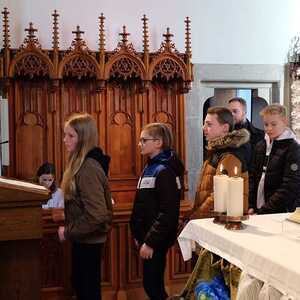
[234,166,238,176]
[220,164,223,173]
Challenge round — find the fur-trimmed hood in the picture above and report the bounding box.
[207,128,250,151]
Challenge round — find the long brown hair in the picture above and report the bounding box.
[61,113,98,199]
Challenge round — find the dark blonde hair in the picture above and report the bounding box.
[61,113,98,199]
[142,122,173,150]
[207,106,234,132]
[260,104,287,118]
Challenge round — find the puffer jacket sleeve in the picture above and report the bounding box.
[64,158,112,240]
[248,141,265,211]
[143,168,180,249]
[259,142,300,214]
[190,161,214,219]
[248,146,259,210]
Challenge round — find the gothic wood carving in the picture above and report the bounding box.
[0,8,194,300]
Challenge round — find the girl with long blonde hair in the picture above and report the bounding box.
[58,113,112,300]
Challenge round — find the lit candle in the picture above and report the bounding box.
[213,164,228,213]
[227,167,244,217]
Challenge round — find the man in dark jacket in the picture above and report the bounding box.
[228,97,264,165]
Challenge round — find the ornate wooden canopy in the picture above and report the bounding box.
[0,8,194,300]
[0,8,193,94]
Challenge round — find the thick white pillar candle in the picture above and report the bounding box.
[227,176,244,217]
[213,174,228,213]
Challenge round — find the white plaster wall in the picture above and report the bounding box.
[0,0,299,64]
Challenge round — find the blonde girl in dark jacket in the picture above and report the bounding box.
[58,113,112,300]
[249,104,300,214]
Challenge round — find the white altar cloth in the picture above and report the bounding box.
[178,214,300,299]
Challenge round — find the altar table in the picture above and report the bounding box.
[178,214,300,299]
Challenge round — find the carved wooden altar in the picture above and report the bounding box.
[0,8,194,300]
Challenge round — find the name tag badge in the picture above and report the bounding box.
[139,177,156,189]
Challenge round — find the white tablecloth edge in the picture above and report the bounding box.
[177,221,299,300]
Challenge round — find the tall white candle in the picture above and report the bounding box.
[213,173,228,213]
[227,176,244,217]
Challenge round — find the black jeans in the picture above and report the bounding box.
[143,247,169,300]
[72,242,103,300]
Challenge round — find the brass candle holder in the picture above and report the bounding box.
[224,214,249,230]
[212,211,227,225]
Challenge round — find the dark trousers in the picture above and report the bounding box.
[71,242,103,300]
[143,247,169,300]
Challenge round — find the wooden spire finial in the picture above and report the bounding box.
[72,25,84,42]
[2,7,10,48]
[99,13,105,53]
[142,14,149,54]
[52,10,59,51]
[69,25,89,51]
[22,22,41,49]
[25,22,38,40]
[163,27,173,45]
[119,25,130,46]
[185,17,191,57]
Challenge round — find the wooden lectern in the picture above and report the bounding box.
[0,177,49,300]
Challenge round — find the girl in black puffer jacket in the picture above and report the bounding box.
[249,104,300,214]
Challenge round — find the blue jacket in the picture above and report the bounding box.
[130,150,184,250]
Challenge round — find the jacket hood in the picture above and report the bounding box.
[86,147,111,175]
[265,127,299,144]
[207,128,250,151]
[148,149,185,177]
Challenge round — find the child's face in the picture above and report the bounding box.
[203,113,229,141]
[39,174,54,189]
[64,125,78,153]
[138,130,162,158]
[263,113,287,140]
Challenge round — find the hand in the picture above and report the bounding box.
[139,243,153,259]
[52,208,65,222]
[248,208,255,215]
[58,226,66,242]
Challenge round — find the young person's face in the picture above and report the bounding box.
[203,113,229,141]
[138,130,162,158]
[263,113,287,141]
[39,174,54,189]
[63,125,79,153]
[228,101,246,124]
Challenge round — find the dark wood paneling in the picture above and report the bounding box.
[0,10,194,299]
[41,202,193,300]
